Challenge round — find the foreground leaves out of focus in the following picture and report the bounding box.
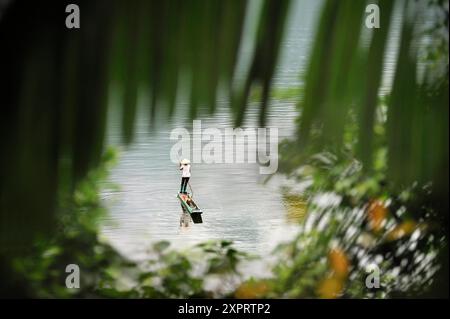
[12,149,252,298]
[9,143,446,298]
[3,0,447,299]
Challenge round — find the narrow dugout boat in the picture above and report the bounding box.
[177,193,203,223]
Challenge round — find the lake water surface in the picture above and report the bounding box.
[100,0,403,261]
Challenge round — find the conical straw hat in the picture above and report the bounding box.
[180,158,191,164]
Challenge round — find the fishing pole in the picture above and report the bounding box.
[188,181,194,198]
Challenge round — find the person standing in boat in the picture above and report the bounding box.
[179,159,191,194]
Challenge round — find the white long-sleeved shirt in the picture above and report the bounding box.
[180,164,191,178]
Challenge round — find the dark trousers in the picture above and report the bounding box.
[180,177,190,193]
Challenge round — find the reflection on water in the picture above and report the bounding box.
[179,211,191,228]
[100,0,403,261]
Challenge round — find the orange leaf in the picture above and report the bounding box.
[367,200,388,232]
[328,248,349,279]
[317,275,344,299]
[386,220,417,241]
[235,280,270,299]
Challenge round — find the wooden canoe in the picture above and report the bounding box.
[177,193,203,223]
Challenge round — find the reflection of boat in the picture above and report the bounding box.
[179,211,191,228]
[177,193,203,223]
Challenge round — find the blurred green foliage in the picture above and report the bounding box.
[0,0,448,298]
[249,86,302,103]
[274,0,448,298]
[8,148,132,298]
[273,150,444,298]
[6,144,444,298]
[7,149,251,298]
[0,0,291,258]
